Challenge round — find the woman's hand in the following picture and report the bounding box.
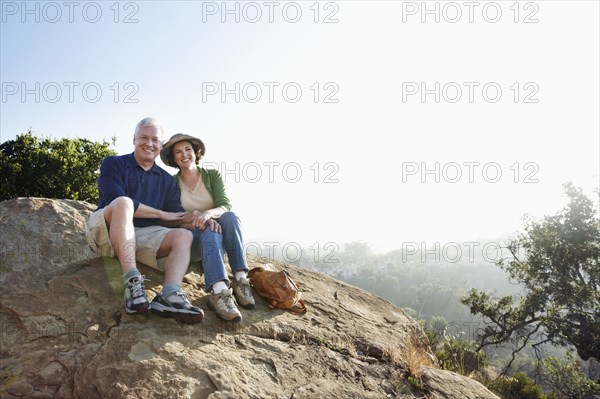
[204,219,222,233]
[191,210,210,229]
[192,211,221,232]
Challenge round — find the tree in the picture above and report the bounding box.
[461,183,600,368]
[0,130,116,203]
[540,352,600,399]
[340,241,374,260]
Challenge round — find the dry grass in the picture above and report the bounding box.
[335,334,358,357]
[385,338,436,378]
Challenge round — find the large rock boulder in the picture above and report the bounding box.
[0,197,499,398]
[420,367,500,399]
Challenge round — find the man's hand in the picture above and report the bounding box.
[135,204,186,226]
[159,211,187,222]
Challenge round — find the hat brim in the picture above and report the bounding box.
[160,134,206,168]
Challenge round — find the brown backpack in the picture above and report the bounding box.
[248,264,307,314]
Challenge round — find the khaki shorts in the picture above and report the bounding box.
[86,208,170,271]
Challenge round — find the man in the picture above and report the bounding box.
[86,117,204,324]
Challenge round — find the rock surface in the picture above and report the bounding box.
[0,198,501,398]
[419,367,500,399]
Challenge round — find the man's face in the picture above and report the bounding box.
[133,126,162,164]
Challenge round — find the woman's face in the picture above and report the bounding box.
[173,140,196,169]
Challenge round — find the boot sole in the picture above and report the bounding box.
[125,304,150,314]
[151,308,204,324]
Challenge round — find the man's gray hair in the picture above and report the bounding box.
[134,117,164,140]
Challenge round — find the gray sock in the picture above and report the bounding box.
[123,268,142,284]
[161,283,181,295]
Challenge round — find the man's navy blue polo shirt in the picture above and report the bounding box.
[96,153,184,228]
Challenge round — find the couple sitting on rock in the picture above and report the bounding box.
[85,117,253,323]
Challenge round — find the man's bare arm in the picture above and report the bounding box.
[134,203,186,227]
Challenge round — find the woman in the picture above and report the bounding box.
[160,133,254,322]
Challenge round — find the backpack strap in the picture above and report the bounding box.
[287,300,307,314]
[268,300,307,314]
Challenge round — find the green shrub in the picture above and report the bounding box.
[1,130,116,203]
[492,372,548,399]
[540,353,600,399]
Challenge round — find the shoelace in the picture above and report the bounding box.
[239,281,252,297]
[130,276,149,298]
[220,290,238,311]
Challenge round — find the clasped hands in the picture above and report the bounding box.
[158,210,221,232]
[186,210,222,232]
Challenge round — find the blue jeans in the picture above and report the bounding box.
[190,211,249,292]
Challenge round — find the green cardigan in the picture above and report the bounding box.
[175,167,232,211]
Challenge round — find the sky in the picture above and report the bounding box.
[1,1,599,258]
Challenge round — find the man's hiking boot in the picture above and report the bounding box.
[207,288,242,322]
[232,277,255,309]
[150,290,204,324]
[125,276,150,314]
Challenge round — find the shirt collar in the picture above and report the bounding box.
[126,152,162,174]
